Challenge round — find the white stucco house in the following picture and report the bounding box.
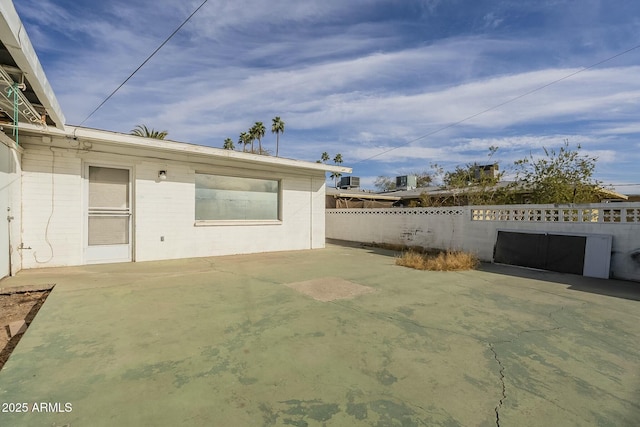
[0,1,350,279]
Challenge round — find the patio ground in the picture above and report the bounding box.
[0,243,639,426]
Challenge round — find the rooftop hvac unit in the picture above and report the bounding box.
[474,164,499,180]
[339,176,360,189]
[395,175,417,190]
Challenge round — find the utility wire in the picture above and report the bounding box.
[78,0,210,127]
[353,43,640,165]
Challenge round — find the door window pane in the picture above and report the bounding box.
[88,216,129,245]
[89,166,129,209]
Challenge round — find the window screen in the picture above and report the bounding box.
[195,173,279,221]
[89,167,129,209]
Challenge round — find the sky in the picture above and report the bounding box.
[13,0,640,194]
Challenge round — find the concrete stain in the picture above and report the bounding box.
[369,399,420,427]
[264,399,341,424]
[346,402,368,420]
[397,306,415,317]
[283,418,308,427]
[239,376,258,385]
[376,368,398,386]
[121,359,184,381]
[200,345,220,359]
[173,373,190,388]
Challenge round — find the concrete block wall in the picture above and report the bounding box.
[326,205,640,282]
[0,135,23,278]
[325,208,466,250]
[134,161,325,261]
[18,141,329,269]
[21,146,83,269]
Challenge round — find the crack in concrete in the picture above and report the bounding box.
[487,307,566,426]
[488,343,506,427]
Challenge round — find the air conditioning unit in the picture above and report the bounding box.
[395,175,417,190]
[474,164,499,180]
[339,176,360,189]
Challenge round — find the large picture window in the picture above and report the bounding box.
[195,173,280,221]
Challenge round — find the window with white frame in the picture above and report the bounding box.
[195,173,280,221]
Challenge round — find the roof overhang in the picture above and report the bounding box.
[326,189,400,201]
[18,123,352,175]
[0,1,65,129]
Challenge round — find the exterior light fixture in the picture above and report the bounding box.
[158,170,167,180]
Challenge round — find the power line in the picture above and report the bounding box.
[78,0,210,127]
[353,43,640,165]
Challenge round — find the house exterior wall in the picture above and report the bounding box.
[21,146,83,269]
[0,134,22,278]
[18,141,327,269]
[133,160,324,262]
[326,204,640,282]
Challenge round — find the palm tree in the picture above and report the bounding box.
[130,124,168,139]
[251,122,266,153]
[245,127,255,153]
[332,153,343,187]
[320,152,330,163]
[223,137,235,150]
[271,116,285,157]
[239,132,250,152]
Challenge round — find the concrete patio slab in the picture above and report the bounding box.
[0,243,639,426]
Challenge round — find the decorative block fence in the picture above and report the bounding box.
[326,203,640,282]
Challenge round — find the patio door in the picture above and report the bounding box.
[85,166,132,264]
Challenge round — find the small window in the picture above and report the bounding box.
[195,173,280,221]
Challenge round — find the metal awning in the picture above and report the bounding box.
[0,1,65,130]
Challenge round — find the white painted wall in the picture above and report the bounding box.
[0,134,23,278]
[326,205,640,282]
[21,146,83,269]
[325,208,466,250]
[19,141,328,269]
[133,160,325,262]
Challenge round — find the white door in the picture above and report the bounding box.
[85,166,132,264]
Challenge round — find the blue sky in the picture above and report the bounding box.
[14,0,640,193]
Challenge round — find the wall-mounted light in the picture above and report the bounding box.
[158,170,167,180]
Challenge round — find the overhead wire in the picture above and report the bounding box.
[352,43,640,165]
[78,0,210,127]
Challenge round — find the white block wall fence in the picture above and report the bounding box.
[326,204,640,282]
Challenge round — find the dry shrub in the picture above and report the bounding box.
[396,250,479,271]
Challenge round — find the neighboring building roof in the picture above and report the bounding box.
[597,187,630,201]
[379,181,629,201]
[0,1,65,128]
[19,123,352,175]
[326,187,401,201]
